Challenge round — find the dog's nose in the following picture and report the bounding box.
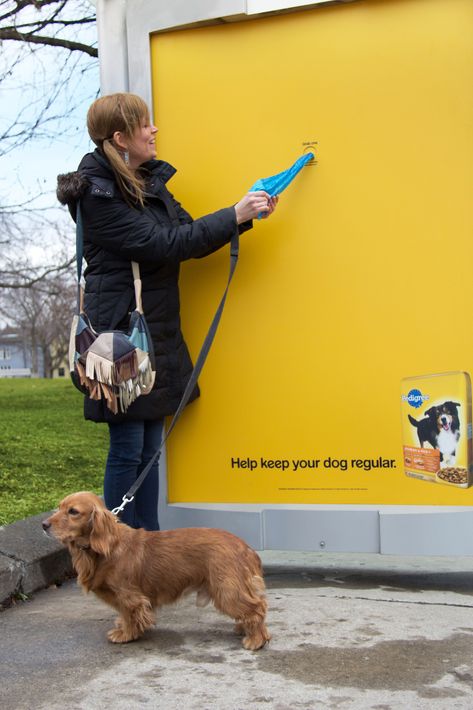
[42,520,51,531]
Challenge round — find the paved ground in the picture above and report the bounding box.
[2,552,473,709]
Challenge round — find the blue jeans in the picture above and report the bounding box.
[104,419,164,531]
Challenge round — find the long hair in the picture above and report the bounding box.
[87,93,150,207]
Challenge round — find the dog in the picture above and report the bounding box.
[408,401,461,467]
[42,492,270,650]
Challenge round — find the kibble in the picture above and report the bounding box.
[437,467,469,485]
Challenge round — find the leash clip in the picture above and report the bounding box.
[111,495,134,517]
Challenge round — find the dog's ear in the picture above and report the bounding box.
[425,407,437,419]
[89,506,118,557]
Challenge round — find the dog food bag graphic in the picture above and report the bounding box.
[401,372,473,488]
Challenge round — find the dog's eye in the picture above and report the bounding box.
[68,507,80,516]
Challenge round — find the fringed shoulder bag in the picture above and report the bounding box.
[68,203,156,414]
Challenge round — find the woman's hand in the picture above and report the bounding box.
[234,192,279,224]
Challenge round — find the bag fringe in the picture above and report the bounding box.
[113,350,138,384]
[76,347,155,414]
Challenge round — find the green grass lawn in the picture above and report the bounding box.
[0,379,109,525]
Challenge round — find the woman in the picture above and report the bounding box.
[57,92,278,531]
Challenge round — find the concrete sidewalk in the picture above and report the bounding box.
[2,515,473,709]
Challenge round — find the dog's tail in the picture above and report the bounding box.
[408,414,419,428]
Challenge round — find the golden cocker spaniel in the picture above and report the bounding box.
[43,492,270,650]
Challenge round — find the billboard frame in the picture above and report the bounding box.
[94,0,473,554]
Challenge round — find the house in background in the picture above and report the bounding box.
[0,328,44,378]
[49,341,68,379]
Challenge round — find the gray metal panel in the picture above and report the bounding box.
[263,509,380,552]
[96,0,129,93]
[158,468,473,555]
[380,510,473,556]
[159,493,473,555]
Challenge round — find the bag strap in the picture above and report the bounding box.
[132,261,143,313]
[112,228,240,517]
[75,203,141,314]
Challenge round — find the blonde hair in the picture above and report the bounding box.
[87,93,151,207]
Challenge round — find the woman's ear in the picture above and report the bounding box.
[89,506,118,557]
[112,130,129,152]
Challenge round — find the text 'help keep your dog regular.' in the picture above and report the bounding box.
[231,457,397,472]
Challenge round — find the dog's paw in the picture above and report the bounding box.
[242,631,271,651]
[107,627,134,644]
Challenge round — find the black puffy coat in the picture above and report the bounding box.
[57,149,251,423]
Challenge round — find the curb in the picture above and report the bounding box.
[0,511,73,608]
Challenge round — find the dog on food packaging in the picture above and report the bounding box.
[408,400,461,467]
[42,492,270,650]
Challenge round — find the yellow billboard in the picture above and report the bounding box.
[150,0,473,507]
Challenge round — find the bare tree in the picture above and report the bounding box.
[0,0,98,289]
[0,209,76,289]
[0,267,76,376]
[0,0,98,155]
[0,0,98,56]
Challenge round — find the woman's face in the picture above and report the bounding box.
[126,118,158,168]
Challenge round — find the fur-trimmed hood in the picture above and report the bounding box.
[56,150,108,216]
[57,171,89,206]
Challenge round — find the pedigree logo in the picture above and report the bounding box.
[401,388,430,409]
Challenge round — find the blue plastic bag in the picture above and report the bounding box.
[249,152,314,218]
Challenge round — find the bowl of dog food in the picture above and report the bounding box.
[435,466,470,488]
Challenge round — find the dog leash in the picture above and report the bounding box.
[110,154,314,516]
[111,223,240,518]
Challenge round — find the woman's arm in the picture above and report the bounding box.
[81,189,276,264]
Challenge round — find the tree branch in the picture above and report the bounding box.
[14,16,96,29]
[0,28,98,56]
[0,0,60,25]
[0,257,76,290]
